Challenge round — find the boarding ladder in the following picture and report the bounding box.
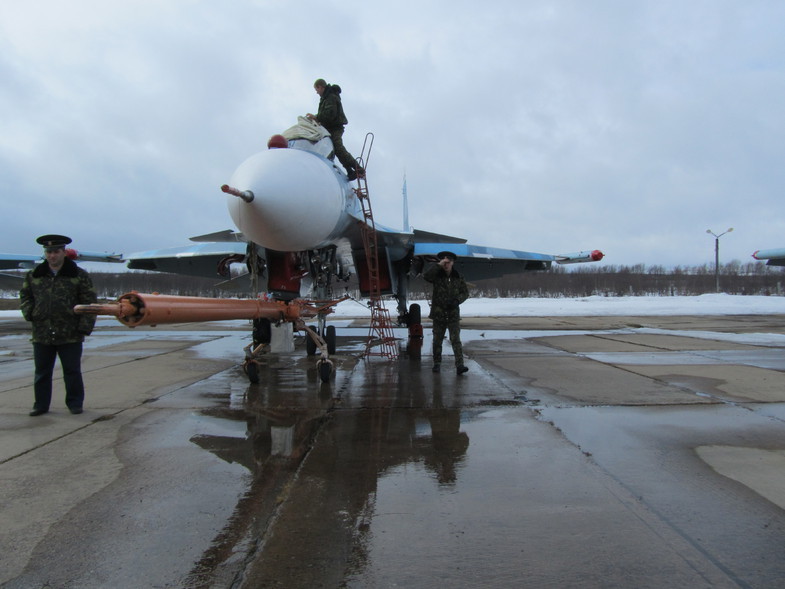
[354,133,398,359]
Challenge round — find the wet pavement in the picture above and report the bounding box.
[2,313,785,588]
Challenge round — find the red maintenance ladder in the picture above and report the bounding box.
[354,133,398,359]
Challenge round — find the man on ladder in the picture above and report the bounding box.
[307,78,366,181]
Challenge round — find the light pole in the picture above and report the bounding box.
[706,228,733,293]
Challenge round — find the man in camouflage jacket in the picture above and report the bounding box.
[306,78,365,181]
[19,235,97,416]
[424,251,470,375]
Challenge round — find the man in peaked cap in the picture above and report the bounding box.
[36,234,72,249]
[423,251,470,375]
[19,234,97,416]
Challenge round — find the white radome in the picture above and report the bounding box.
[227,148,348,252]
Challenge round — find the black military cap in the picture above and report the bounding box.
[437,251,457,261]
[36,234,72,249]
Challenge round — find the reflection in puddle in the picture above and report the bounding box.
[270,425,294,456]
[186,348,478,584]
[145,320,785,585]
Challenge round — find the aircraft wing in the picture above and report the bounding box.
[753,248,785,267]
[412,242,603,281]
[0,254,40,288]
[0,250,123,271]
[125,241,248,278]
[116,231,602,301]
[410,229,467,245]
[363,213,603,280]
[0,254,41,271]
[187,230,247,243]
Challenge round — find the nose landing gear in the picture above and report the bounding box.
[302,322,336,382]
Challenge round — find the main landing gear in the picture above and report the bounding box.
[404,303,423,360]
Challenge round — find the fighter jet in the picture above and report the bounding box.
[78,119,604,382]
[123,122,602,316]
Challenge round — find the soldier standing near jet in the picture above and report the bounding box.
[20,235,97,416]
[424,251,469,375]
[306,78,365,181]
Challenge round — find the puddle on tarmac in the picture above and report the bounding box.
[149,319,785,586]
[582,349,785,370]
[182,334,515,581]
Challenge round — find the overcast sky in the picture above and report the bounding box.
[2,0,784,269]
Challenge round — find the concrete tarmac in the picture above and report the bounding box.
[2,313,785,588]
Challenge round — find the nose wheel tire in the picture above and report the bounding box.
[306,333,318,356]
[325,325,336,355]
[306,325,337,356]
[253,318,272,344]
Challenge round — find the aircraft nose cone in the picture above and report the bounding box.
[226,149,346,252]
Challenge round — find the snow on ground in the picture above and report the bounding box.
[1,294,783,321]
[335,294,782,317]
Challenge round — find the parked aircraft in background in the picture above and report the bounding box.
[0,249,123,288]
[753,248,785,266]
[1,249,123,271]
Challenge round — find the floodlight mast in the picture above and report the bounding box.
[706,228,733,293]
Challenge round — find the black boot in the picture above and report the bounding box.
[347,167,357,181]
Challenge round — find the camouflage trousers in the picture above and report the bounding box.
[432,320,464,367]
[329,127,358,173]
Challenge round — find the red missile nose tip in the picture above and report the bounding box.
[591,249,604,261]
[65,248,78,260]
[267,134,288,149]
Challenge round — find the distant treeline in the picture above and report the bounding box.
[3,261,784,300]
[470,261,785,298]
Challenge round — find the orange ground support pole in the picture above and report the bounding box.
[75,292,333,328]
